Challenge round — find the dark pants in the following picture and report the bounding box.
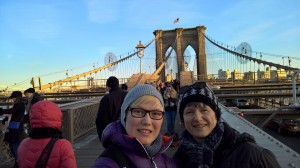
[9,142,21,160]
[165,110,177,134]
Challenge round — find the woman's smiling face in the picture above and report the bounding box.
[125,95,164,146]
[183,102,217,143]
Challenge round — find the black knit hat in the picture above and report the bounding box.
[24,88,35,94]
[9,91,22,98]
[177,82,221,122]
[106,76,119,88]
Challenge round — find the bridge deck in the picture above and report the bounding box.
[70,106,300,168]
[1,105,299,168]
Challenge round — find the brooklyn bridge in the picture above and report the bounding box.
[1,26,300,167]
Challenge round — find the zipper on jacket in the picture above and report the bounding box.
[150,157,157,168]
[136,139,159,168]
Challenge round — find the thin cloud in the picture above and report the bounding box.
[2,2,61,40]
[271,26,300,41]
[229,22,275,45]
[7,54,13,59]
[87,0,120,24]
[17,19,60,40]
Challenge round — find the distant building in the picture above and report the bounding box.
[232,69,242,80]
[257,67,287,80]
[218,69,231,79]
[243,71,255,80]
[207,74,215,80]
[271,68,287,80]
[257,67,271,80]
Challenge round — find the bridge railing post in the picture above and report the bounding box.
[292,70,300,106]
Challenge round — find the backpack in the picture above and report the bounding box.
[99,145,136,168]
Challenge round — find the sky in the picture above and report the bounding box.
[1,0,300,91]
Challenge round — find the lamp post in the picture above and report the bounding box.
[136,41,145,74]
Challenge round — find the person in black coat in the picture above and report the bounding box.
[173,82,281,168]
[95,76,127,141]
[23,88,43,134]
[0,91,27,168]
[24,88,43,113]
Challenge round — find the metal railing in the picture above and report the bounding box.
[60,97,101,143]
[0,121,13,165]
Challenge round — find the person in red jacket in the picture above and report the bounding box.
[17,100,77,168]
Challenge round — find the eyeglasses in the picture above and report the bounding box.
[129,108,165,120]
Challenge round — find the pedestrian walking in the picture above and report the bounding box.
[17,101,76,168]
[96,76,127,141]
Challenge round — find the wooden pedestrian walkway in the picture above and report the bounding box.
[73,129,101,168]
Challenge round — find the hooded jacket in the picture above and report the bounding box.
[93,120,176,168]
[17,101,77,168]
[173,122,280,168]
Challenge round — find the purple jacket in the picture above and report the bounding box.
[93,120,176,168]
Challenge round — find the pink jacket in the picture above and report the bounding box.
[17,101,77,168]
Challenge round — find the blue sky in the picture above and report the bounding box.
[1,0,300,91]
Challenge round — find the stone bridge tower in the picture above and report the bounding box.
[153,26,207,81]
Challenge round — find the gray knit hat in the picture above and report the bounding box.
[177,82,221,122]
[121,84,164,127]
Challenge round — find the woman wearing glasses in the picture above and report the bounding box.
[173,82,280,168]
[93,84,176,168]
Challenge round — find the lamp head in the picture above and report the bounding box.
[136,41,145,58]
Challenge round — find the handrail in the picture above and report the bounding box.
[258,105,300,128]
[292,70,300,106]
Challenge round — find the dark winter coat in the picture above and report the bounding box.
[30,92,43,105]
[93,121,176,168]
[96,87,127,141]
[173,122,281,168]
[163,86,177,112]
[25,92,43,113]
[0,102,26,143]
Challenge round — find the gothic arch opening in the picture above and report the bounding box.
[183,45,196,73]
[165,46,178,81]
